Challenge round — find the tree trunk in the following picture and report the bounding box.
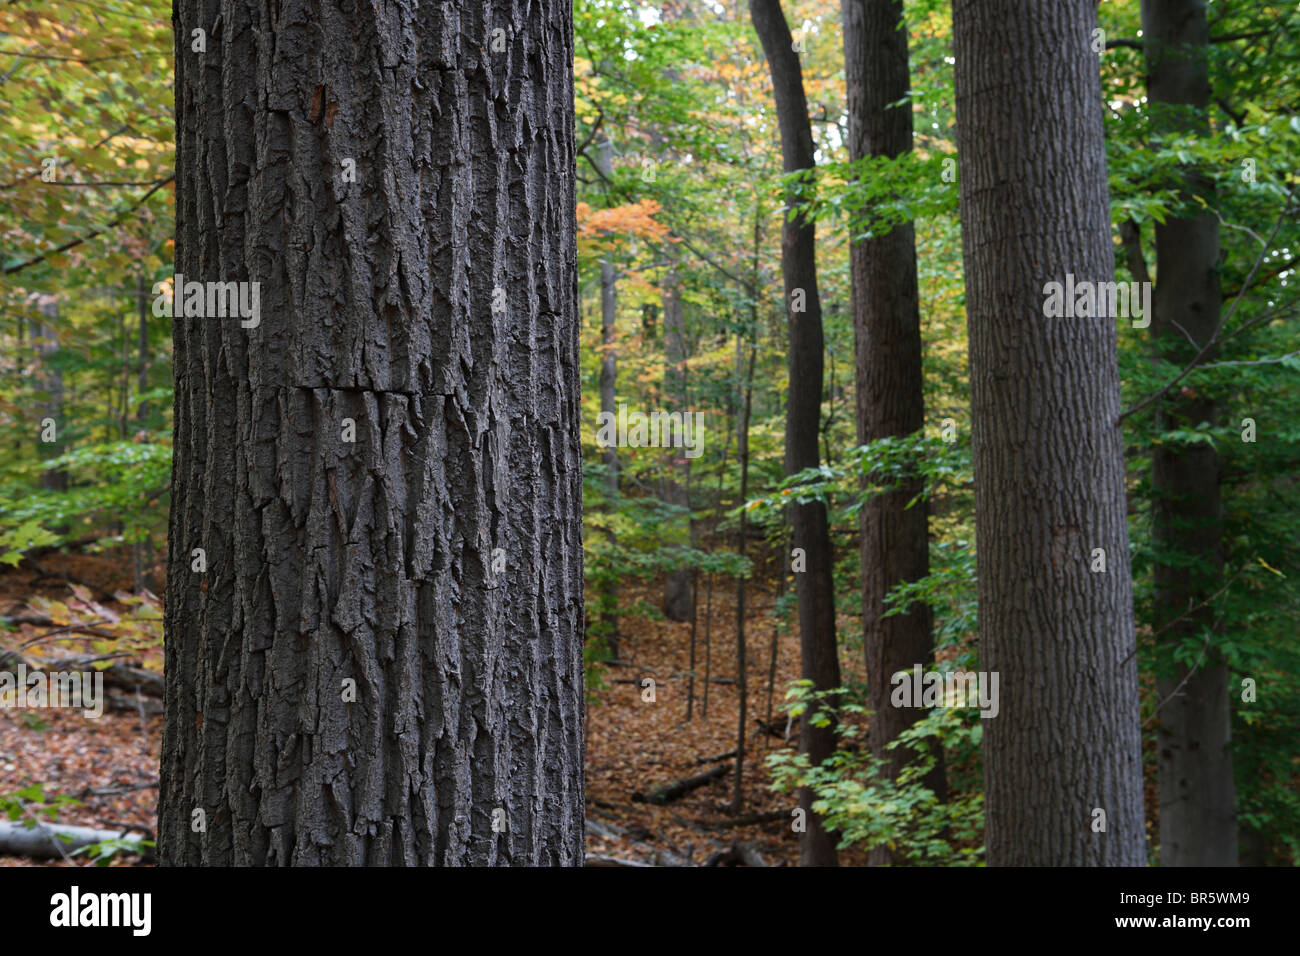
[842,0,946,866]
[134,273,155,593]
[732,335,757,813]
[749,0,842,867]
[34,298,67,493]
[662,263,694,622]
[1141,0,1236,867]
[953,0,1146,866]
[598,157,621,661]
[162,0,585,866]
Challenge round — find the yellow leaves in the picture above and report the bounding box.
[1257,557,1285,578]
[39,599,73,627]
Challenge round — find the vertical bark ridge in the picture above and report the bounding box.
[953,0,1146,866]
[163,0,584,866]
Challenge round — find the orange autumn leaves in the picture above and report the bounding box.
[577,199,673,257]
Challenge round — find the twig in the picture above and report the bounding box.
[18,803,78,867]
[1119,197,1297,422]
[4,175,174,275]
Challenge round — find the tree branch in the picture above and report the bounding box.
[3,174,174,275]
[1119,198,1297,422]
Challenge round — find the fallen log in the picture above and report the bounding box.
[632,763,729,806]
[585,854,655,867]
[703,840,769,867]
[754,715,797,740]
[98,663,164,698]
[585,817,695,866]
[701,809,788,829]
[692,749,737,766]
[0,820,152,861]
[105,693,163,716]
[0,650,164,699]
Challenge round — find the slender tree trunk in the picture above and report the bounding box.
[703,571,714,718]
[597,139,621,662]
[134,273,154,593]
[686,567,699,720]
[34,299,67,493]
[731,334,757,813]
[749,0,841,867]
[703,397,736,721]
[662,263,694,622]
[953,0,1146,866]
[1141,0,1236,867]
[842,0,946,866]
[162,0,585,866]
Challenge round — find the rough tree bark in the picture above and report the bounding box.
[749,0,842,867]
[842,0,946,866]
[161,0,585,866]
[953,0,1146,865]
[1141,0,1236,866]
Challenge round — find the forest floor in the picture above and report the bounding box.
[0,552,822,866]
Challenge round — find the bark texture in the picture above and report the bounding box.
[842,0,945,867]
[953,0,1146,866]
[749,0,841,867]
[162,0,585,866]
[1141,0,1236,866]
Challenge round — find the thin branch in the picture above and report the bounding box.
[3,174,174,275]
[1119,197,1297,422]
[0,49,168,63]
[1169,319,1202,350]
[1222,252,1300,300]
[576,111,605,157]
[1144,633,1212,728]
[46,178,170,188]
[19,802,79,866]
[1198,349,1300,370]
[0,123,131,191]
[672,230,752,291]
[1106,30,1270,51]
[1208,30,1272,44]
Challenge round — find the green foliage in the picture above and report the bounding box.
[0,786,153,865]
[767,682,985,865]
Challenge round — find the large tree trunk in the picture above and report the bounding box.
[162,0,585,866]
[1141,0,1236,867]
[749,0,842,868]
[842,0,945,866]
[661,263,694,622]
[953,0,1146,866]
